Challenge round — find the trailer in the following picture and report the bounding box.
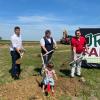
[79,28,100,68]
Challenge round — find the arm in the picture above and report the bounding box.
[53,70,58,80]
[40,38,48,53]
[16,48,21,54]
[72,47,77,61]
[53,39,58,49]
[41,46,48,53]
[71,38,77,60]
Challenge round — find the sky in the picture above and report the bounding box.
[0,0,100,41]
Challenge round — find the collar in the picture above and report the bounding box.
[14,34,20,37]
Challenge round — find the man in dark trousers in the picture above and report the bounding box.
[40,30,57,68]
[10,26,23,79]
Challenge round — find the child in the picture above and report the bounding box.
[42,63,57,94]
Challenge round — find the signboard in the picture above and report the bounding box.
[80,28,100,67]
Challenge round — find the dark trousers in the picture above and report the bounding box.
[10,51,21,77]
[43,53,53,65]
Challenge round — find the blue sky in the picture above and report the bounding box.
[0,0,100,41]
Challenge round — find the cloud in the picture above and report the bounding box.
[17,15,64,23]
[1,14,100,41]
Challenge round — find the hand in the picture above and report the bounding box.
[18,49,25,58]
[54,46,58,50]
[86,50,89,54]
[74,55,77,61]
[46,51,48,54]
[22,48,26,52]
[16,48,21,54]
[55,46,58,49]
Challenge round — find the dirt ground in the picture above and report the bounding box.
[0,75,85,100]
[0,44,99,100]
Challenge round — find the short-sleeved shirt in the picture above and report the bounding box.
[45,68,55,78]
[71,36,86,54]
[10,34,23,51]
[40,37,56,47]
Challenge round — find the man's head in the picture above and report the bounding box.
[45,30,51,38]
[14,26,20,36]
[75,30,81,38]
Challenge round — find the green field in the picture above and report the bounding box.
[0,43,100,100]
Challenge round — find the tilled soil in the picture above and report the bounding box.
[0,75,84,100]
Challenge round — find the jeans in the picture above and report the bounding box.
[10,51,21,77]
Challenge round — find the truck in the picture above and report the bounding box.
[60,30,72,45]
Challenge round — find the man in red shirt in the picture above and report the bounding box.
[71,29,88,77]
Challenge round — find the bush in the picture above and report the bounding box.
[0,37,2,40]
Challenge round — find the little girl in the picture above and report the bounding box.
[42,63,57,93]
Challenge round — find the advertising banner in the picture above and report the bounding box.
[80,28,100,67]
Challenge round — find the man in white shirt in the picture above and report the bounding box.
[40,30,57,67]
[10,26,23,79]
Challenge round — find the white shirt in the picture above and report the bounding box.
[40,37,57,46]
[10,34,23,51]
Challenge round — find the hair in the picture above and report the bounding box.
[14,26,20,30]
[75,29,80,34]
[47,62,54,69]
[45,30,51,35]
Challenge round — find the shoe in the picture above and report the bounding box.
[76,74,82,77]
[70,75,74,78]
[14,76,19,80]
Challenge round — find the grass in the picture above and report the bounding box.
[0,43,100,100]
